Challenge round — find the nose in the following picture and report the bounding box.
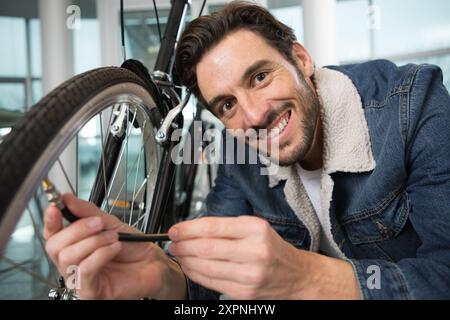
[239,92,271,129]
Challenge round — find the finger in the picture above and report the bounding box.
[168,215,268,241]
[56,230,119,272]
[45,215,105,262]
[62,193,109,220]
[168,238,250,262]
[62,193,137,233]
[178,256,255,283]
[43,205,63,240]
[78,241,122,291]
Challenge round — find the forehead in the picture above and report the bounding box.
[196,29,285,99]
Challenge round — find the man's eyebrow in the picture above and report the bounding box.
[240,59,272,85]
[207,59,272,109]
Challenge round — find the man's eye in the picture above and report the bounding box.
[254,72,268,85]
[221,101,234,114]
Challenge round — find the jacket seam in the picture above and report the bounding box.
[253,212,305,227]
[341,183,405,224]
[389,262,412,299]
[347,196,409,244]
[404,64,440,165]
[364,64,422,110]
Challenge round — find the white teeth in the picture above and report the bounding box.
[269,127,280,138]
[268,114,289,139]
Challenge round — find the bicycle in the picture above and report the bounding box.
[0,0,212,299]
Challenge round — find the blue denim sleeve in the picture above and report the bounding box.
[186,162,253,299]
[351,64,450,299]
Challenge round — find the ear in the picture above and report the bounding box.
[291,42,315,78]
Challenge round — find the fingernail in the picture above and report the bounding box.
[86,217,102,230]
[168,243,176,255]
[168,227,178,240]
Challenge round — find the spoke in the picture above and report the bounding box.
[129,120,146,225]
[107,142,146,216]
[1,256,57,288]
[104,106,157,220]
[104,137,130,213]
[124,107,136,223]
[26,204,46,257]
[109,174,147,221]
[104,106,137,216]
[99,112,110,212]
[103,105,118,204]
[27,203,57,283]
[131,214,146,229]
[126,107,137,148]
[107,151,148,216]
[141,177,154,232]
[124,106,130,222]
[57,158,76,195]
[33,188,46,220]
[130,177,148,208]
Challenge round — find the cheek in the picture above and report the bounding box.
[264,78,298,100]
[221,116,243,131]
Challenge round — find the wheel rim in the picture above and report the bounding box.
[0,82,160,299]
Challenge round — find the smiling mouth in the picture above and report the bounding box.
[263,109,291,140]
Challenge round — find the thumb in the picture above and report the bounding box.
[62,193,103,219]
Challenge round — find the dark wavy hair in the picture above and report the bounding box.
[173,1,297,107]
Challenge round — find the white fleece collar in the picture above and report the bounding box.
[261,67,376,257]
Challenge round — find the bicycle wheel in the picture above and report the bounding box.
[0,67,161,299]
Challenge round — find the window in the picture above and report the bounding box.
[336,0,450,89]
[124,9,171,70]
[271,5,304,44]
[74,18,101,74]
[0,83,26,112]
[0,17,29,112]
[336,0,371,62]
[0,17,27,77]
[373,0,450,57]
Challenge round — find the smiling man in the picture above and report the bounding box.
[44,1,450,299]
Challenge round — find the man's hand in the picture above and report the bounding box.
[168,215,361,299]
[44,193,186,300]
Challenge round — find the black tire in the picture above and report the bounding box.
[0,67,161,253]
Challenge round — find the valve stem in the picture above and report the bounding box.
[42,177,78,223]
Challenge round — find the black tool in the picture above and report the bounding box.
[42,178,170,242]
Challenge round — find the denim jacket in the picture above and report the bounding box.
[186,60,450,299]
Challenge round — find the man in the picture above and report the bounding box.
[44,1,450,299]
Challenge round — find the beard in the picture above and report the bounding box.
[277,83,320,166]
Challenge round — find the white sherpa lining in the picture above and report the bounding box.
[261,67,376,258]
